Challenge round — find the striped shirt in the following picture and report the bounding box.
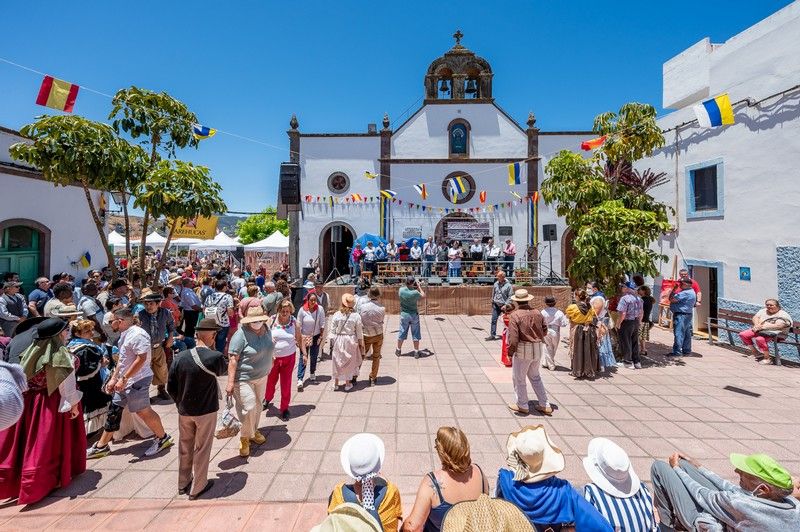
[584,483,657,532]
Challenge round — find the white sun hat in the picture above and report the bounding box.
[582,437,640,498]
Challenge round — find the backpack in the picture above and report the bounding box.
[203,293,228,326]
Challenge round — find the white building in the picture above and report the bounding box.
[1,126,109,292]
[280,34,593,280]
[638,2,800,347]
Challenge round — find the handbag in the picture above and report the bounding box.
[188,348,241,439]
[301,307,320,348]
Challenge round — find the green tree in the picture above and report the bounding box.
[236,208,288,245]
[10,115,147,278]
[541,102,672,287]
[133,160,227,286]
[109,86,199,275]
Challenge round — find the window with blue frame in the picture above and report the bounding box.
[686,158,724,219]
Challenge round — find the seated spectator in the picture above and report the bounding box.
[581,438,656,531]
[403,427,489,531]
[312,502,382,532]
[441,494,533,532]
[328,433,402,531]
[651,452,800,531]
[738,299,793,365]
[495,425,612,531]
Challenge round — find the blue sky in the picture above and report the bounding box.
[0,1,791,213]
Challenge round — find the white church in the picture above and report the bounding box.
[278,32,593,280]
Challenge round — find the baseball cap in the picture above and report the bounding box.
[729,453,793,490]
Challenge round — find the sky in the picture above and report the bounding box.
[0,0,793,214]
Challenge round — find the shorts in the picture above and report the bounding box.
[639,322,652,341]
[399,313,421,341]
[111,376,153,413]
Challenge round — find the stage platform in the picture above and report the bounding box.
[323,283,572,315]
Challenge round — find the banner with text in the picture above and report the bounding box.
[446,221,491,240]
[171,216,219,239]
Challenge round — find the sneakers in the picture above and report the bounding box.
[309,373,316,382]
[413,350,420,359]
[623,362,634,369]
[485,335,498,341]
[86,443,111,459]
[344,383,353,392]
[297,381,304,392]
[395,348,401,357]
[634,363,642,369]
[250,431,266,445]
[144,434,174,457]
[239,437,250,457]
[369,377,376,387]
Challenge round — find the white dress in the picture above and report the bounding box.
[329,311,364,381]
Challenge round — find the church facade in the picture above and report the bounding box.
[280,34,593,280]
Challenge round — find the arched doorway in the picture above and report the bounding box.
[0,219,50,294]
[434,212,477,244]
[561,228,576,285]
[320,222,355,282]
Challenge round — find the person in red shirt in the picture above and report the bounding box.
[676,268,702,307]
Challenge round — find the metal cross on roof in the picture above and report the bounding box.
[453,30,463,46]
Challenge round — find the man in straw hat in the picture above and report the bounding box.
[496,425,612,531]
[505,289,553,416]
[650,451,800,531]
[167,317,227,500]
[327,433,402,531]
[582,438,656,531]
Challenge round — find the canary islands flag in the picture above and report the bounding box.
[36,75,79,113]
[192,123,216,140]
[380,190,396,199]
[693,93,735,128]
[449,176,467,195]
[79,251,91,268]
[364,171,379,179]
[507,162,522,185]
[413,184,427,200]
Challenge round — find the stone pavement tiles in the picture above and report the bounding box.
[1,315,799,530]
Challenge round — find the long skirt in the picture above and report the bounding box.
[0,388,87,505]
[571,323,600,379]
[332,334,362,382]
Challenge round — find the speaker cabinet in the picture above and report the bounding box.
[331,225,343,243]
[543,224,558,242]
[279,162,300,204]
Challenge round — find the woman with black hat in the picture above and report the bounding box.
[68,319,111,435]
[0,317,86,505]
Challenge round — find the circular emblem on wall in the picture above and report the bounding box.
[441,172,476,204]
[327,172,350,194]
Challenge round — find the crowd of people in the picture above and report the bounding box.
[1,261,798,530]
[349,236,519,279]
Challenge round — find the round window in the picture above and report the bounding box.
[327,172,350,194]
[441,172,476,204]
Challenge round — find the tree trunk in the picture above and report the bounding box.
[80,181,117,278]
[139,133,160,280]
[122,192,133,281]
[151,219,177,289]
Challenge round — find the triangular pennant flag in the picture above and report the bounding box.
[479,191,486,204]
[414,184,428,200]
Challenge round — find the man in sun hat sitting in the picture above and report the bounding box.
[582,437,656,531]
[650,451,800,531]
[327,433,402,531]
[495,425,613,531]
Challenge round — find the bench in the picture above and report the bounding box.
[707,309,800,366]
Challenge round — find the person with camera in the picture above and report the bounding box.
[396,276,426,359]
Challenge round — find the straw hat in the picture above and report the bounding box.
[442,494,533,532]
[341,293,355,309]
[310,503,382,532]
[52,305,84,318]
[506,425,565,483]
[582,437,640,498]
[240,306,270,324]
[168,273,182,284]
[510,289,534,302]
[340,433,384,480]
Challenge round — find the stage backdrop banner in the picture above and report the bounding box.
[402,226,423,239]
[171,216,219,239]
[659,278,680,306]
[446,221,491,240]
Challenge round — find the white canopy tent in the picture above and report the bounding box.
[171,237,203,246]
[243,231,289,252]
[144,231,168,247]
[107,230,126,248]
[189,231,239,251]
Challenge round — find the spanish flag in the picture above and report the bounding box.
[36,75,79,113]
[351,193,363,202]
[581,135,607,151]
[507,162,521,185]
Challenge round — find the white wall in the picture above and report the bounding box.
[392,103,527,159]
[638,1,800,304]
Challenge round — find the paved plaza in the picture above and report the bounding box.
[1,315,799,530]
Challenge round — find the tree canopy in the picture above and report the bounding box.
[541,102,672,288]
[236,208,288,245]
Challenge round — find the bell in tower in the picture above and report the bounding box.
[424,31,494,101]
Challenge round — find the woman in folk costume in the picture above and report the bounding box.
[67,319,111,435]
[498,304,513,368]
[330,293,364,391]
[565,289,599,379]
[0,318,86,505]
[590,295,616,373]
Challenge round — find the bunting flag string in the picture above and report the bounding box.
[413,183,427,199]
[479,190,486,204]
[510,191,522,200]
[380,189,396,199]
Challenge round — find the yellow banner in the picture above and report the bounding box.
[171,216,219,239]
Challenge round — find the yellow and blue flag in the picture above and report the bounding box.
[380,190,396,199]
[508,162,521,185]
[192,123,216,140]
[79,251,91,268]
[449,176,467,196]
[364,171,379,179]
[693,93,735,128]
